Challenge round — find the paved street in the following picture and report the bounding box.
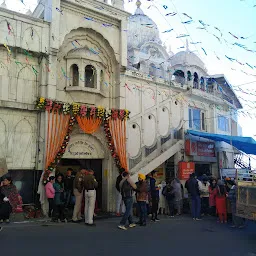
[1,216,256,256]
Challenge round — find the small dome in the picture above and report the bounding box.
[0,0,7,8]
[127,1,161,49]
[171,51,206,70]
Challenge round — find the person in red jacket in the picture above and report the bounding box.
[209,178,217,216]
[214,180,227,223]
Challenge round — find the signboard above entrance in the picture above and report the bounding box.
[185,140,215,157]
[62,134,105,159]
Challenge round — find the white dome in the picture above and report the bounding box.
[127,1,161,49]
[171,51,206,71]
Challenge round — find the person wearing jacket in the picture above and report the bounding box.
[115,169,125,216]
[214,180,227,223]
[118,172,137,230]
[149,171,160,222]
[83,169,98,226]
[72,169,87,222]
[163,178,175,217]
[209,178,217,216]
[136,173,148,226]
[227,182,245,228]
[171,178,182,215]
[186,173,201,220]
[0,190,12,223]
[64,168,75,208]
[53,174,66,222]
[45,176,55,218]
[200,177,210,216]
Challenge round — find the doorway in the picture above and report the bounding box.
[195,163,211,177]
[57,159,103,209]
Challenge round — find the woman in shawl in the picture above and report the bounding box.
[214,180,227,223]
[0,177,20,223]
[53,174,66,222]
[171,178,183,215]
[209,178,217,216]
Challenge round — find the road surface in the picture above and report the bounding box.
[1,216,256,256]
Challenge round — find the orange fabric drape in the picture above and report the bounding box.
[76,116,102,134]
[109,119,128,171]
[45,112,70,169]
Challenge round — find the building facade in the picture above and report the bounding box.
[0,0,242,212]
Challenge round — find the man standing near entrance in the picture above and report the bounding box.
[72,169,86,222]
[84,169,98,226]
[186,173,201,220]
[149,171,160,222]
[64,168,75,209]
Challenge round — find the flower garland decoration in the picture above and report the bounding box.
[43,117,76,183]
[35,97,130,120]
[103,121,122,171]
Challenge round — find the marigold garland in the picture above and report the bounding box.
[103,121,122,172]
[43,117,76,183]
[35,97,130,120]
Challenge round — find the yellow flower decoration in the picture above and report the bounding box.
[39,97,45,103]
[72,103,80,115]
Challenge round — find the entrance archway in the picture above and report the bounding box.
[57,133,105,210]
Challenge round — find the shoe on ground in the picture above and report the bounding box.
[118,225,127,230]
[230,225,236,228]
[129,223,136,228]
[0,220,3,224]
[193,218,196,220]
[116,213,121,217]
[151,219,156,222]
[87,223,96,227]
[170,215,174,218]
[5,219,10,224]
[155,218,160,222]
[196,218,202,221]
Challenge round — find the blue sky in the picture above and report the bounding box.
[3,0,256,138]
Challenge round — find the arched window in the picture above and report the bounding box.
[187,71,192,81]
[206,78,215,93]
[85,65,96,88]
[193,72,199,89]
[149,63,156,77]
[100,70,104,90]
[200,77,205,91]
[173,70,185,85]
[70,64,79,86]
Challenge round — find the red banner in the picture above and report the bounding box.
[185,140,215,157]
[178,162,195,180]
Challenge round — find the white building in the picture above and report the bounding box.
[0,0,243,213]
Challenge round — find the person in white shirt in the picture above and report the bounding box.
[200,177,210,216]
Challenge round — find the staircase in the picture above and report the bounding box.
[129,126,184,180]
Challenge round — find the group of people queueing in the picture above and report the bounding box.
[116,170,173,230]
[0,176,22,228]
[185,173,245,228]
[45,168,98,226]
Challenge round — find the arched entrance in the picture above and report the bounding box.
[56,133,105,210]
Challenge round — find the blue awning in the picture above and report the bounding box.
[187,130,256,155]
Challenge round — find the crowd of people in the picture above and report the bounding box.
[0,168,245,232]
[45,168,98,226]
[115,171,245,230]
